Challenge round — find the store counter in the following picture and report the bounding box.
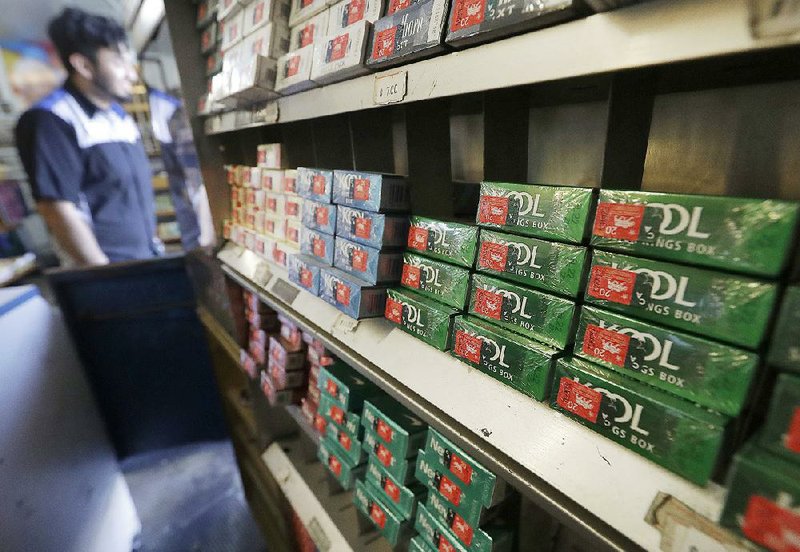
[47,255,227,458]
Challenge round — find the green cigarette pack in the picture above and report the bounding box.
[407,217,479,268]
[362,430,416,483]
[477,229,588,297]
[414,449,485,526]
[768,286,800,373]
[468,273,576,349]
[362,396,428,462]
[365,456,426,520]
[316,362,382,411]
[426,491,513,552]
[317,393,363,439]
[551,357,728,485]
[426,490,486,551]
[410,535,437,552]
[318,437,365,490]
[476,182,595,244]
[424,427,498,509]
[450,316,558,401]
[401,252,471,309]
[415,504,469,552]
[720,441,800,551]
[585,250,778,349]
[353,479,411,546]
[591,190,800,277]
[385,288,459,351]
[325,419,364,465]
[574,306,758,416]
[759,373,800,465]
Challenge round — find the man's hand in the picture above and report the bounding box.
[37,200,109,266]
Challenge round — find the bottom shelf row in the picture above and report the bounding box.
[264,428,604,552]
[272,388,800,552]
[241,282,528,551]
[264,423,513,552]
[284,337,518,551]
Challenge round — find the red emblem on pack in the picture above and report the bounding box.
[557,378,602,423]
[478,195,508,225]
[582,324,631,367]
[454,331,482,364]
[588,266,637,306]
[593,203,645,242]
[474,288,503,320]
[479,241,508,271]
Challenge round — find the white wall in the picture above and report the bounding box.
[140,20,181,93]
[0,0,124,42]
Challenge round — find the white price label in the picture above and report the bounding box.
[750,0,800,37]
[307,517,331,551]
[373,71,407,105]
[271,278,300,305]
[332,314,359,335]
[253,262,272,287]
[253,101,279,124]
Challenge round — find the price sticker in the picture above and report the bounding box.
[253,262,272,287]
[306,517,331,552]
[750,1,800,38]
[272,278,300,305]
[253,101,279,124]
[332,314,359,335]
[373,71,407,105]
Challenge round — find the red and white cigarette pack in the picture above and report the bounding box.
[310,21,370,85]
[275,44,317,95]
[289,10,330,50]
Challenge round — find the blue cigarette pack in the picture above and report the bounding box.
[336,206,409,249]
[334,237,404,284]
[301,199,337,234]
[332,169,410,212]
[288,253,325,294]
[297,167,334,202]
[300,226,335,265]
[319,266,388,319]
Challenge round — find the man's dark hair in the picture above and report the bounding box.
[48,8,128,73]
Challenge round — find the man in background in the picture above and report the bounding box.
[148,86,215,250]
[15,8,162,266]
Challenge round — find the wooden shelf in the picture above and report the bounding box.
[204,0,800,134]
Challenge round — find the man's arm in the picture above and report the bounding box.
[37,200,109,266]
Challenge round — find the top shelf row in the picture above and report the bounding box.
[202,0,800,132]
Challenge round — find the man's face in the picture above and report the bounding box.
[92,44,137,103]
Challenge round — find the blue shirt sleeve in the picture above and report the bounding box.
[15,109,84,203]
